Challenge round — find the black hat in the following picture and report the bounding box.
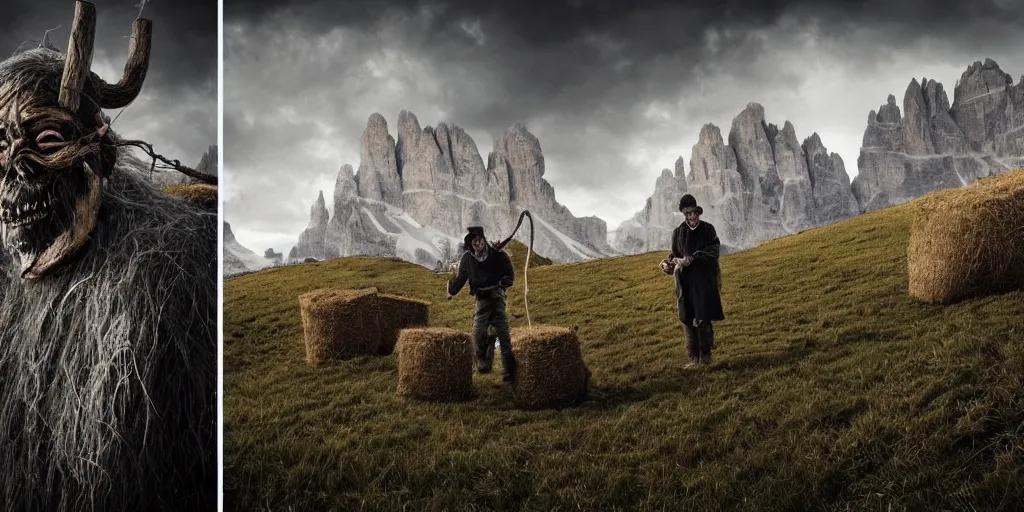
[679,194,703,215]
[464,226,485,247]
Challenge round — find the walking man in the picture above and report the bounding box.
[660,194,725,368]
[447,226,518,382]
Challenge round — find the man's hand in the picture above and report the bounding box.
[672,256,692,267]
[659,259,674,274]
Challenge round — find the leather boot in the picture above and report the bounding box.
[697,321,714,365]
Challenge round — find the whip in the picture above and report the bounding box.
[494,210,535,329]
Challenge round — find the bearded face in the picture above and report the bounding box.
[0,97,105,278]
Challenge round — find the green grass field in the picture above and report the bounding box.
[223,197,1024,511]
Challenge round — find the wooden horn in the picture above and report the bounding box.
[95,18,152,109]
[58,0,97,113]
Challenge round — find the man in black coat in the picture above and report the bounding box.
[447,226,518,381]
[660,194,725,367]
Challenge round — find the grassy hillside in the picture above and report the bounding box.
[503,239,554,270]
[223,192,1024,511]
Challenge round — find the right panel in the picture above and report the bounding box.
[221,0,1024,510]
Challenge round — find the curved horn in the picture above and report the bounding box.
[95,18,152,109]
[58,0,97,113]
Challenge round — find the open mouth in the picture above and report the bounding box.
[1,199,54,227]
[0,182,59,228]
[1,161,103,280]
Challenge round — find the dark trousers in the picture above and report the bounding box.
[683,321,714,362]
[473,294,516,378]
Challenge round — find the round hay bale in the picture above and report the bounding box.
[395,328,474,402]
[510,325,591,410]
[298,287,380,364]
[908,170,1024,303]
[162,184,218,211]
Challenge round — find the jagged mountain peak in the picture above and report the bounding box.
[289,111,616,268]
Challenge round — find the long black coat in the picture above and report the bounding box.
[668,220,725,324]
[447,246,514,297]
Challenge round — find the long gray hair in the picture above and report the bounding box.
[0,47,217,511]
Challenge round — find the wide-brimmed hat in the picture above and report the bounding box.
[679,194,703,215]
[464,226,486,247]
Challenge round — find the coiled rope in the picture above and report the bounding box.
[494,210,534,330]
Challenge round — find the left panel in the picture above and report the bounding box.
[0,0,218,510]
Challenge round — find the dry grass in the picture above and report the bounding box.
[908,170,1024,303]
[161,184,217,211]
[505,239,553,270]
[395,327,475,402]
[297,288,431,363]
[510,325,591,410]
[225,190,1024,511]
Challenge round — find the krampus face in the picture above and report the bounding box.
[0,95,104,279]
[0,0,151,279]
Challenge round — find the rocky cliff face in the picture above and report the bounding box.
[357,114,402,206]
[852,59,1024,211]
[196,145,218,178]
[803,133,859,224]
[289,111,616,267]
[612,159,687,255]
[615,59,1022,255]
[224,222,272,276]
[614,104,857,253]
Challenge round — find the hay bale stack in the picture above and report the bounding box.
[510,326,591,410]
[298,288,380,364]
[162,184,218,211]
[297,287,433,363]
[395,328,474,402]
[376,293,430,355]
[908,170,1024,303]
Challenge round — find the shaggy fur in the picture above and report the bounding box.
[0,49,217,511]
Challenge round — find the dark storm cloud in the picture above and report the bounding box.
[223,0,1023,252]
[225,0,1021,136]
[0,0,218,164]
[225,0,1021,38]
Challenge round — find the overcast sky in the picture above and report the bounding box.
[223,0,1024,254]
[0,0,217,174]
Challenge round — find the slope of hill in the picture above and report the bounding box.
[223,174,1024,511]
[503,239,554,271]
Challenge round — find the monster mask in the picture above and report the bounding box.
[0,1,151,279]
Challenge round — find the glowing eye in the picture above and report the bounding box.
[36,129,65,149]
